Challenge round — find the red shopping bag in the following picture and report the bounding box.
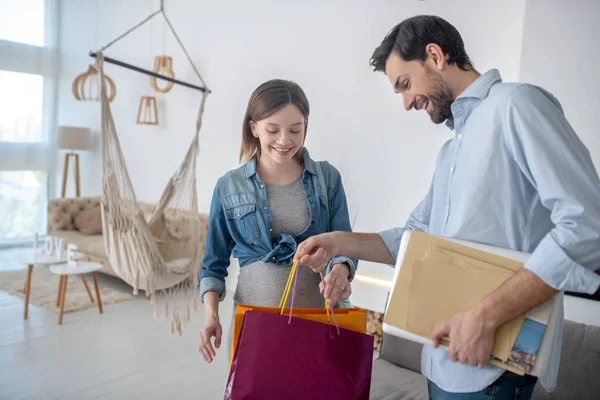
[224,260,374,399]
[224,310,373,400]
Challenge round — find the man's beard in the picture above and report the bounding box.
[425,67,454,124]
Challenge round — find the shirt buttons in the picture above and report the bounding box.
[261,184,264,188]
[457,135,463,140]
[272,256,276,260]
[237,214,240,217]
[269,228,272,232]
[264,206,267,210]
[450,167,455,173]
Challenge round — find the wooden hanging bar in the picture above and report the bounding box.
[89,51,210,93]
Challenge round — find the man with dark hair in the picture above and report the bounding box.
[295,15,600,399]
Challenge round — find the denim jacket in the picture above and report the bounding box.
[200,149,358,301]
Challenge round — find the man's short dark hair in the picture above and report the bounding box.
[370,15,473,73]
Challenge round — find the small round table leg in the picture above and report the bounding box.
[56,276,63,307]
[23,264,33,320]
[58,275,68,325]
[92,272,103,314]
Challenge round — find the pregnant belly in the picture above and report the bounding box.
[233,262,324,309]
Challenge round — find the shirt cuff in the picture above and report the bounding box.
[324,255,357,282]
[524,234,600,294]
[377,227,406,264]
[199,277,227,303]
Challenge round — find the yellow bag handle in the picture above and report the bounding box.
[278,259,298,311]
[279,260,331,322]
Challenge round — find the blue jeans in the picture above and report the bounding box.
[428,372,538,400]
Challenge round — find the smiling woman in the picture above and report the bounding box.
[198,79,358,365]
[239,79,310,166]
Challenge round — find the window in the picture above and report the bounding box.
[0,69,48,242]
[0,171,46,242]
[0,0,45,46]
[0,0,56,245]
[0,70,44,143]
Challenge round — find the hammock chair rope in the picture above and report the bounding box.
[94,1,210,334]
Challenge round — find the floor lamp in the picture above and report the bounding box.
[57,126,91,198]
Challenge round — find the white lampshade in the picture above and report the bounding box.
[57,126,91,151]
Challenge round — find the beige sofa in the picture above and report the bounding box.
[47,197,209,279]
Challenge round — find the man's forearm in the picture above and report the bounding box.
[334,232,395,265]
[473,269,558,330]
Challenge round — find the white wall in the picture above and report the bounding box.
[519,0,600,174]
[56,0,526,281]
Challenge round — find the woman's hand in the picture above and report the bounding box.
[321,263,352,305]
[199,317,222,363]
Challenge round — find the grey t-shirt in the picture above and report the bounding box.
[227,176,322,354]
[266,176,310,240]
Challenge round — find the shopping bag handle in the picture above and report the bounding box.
[278,259,298,311]
[279,260,340,335]
[321,273,340,335]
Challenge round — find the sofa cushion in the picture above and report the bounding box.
[370,359,428,400]
[84,239,107,259]
[48,197,102,232]
[533,320,600,400]
[73,206,102,235]
[52,230,105,258]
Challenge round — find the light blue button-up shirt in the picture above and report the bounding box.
[379,69,600,393]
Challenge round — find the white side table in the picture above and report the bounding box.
[12,250,71,320]
[49,262,103,325]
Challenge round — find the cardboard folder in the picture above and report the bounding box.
[405,260,521,362]
[383,232,526,370]
[417,245,527,362]
[382,231,561,377]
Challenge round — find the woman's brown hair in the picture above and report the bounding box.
[239,79,310,164]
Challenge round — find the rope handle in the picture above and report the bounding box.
[278,260,297,311]
[321,273,340,335]
[278,260,340,334]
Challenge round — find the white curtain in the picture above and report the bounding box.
[0,0,58,246]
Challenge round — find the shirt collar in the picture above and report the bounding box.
[446,69,502,131]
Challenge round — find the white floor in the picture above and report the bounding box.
[0,247,233,400]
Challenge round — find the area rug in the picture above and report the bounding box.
[0,267,134,313]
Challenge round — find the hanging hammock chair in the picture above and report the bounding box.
[92,1,210,334]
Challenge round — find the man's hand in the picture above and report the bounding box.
[321,263,352,304]
[431,269,558,369]
[295,231,395,266]
[295,232,339,273]
[431,308,496,369]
